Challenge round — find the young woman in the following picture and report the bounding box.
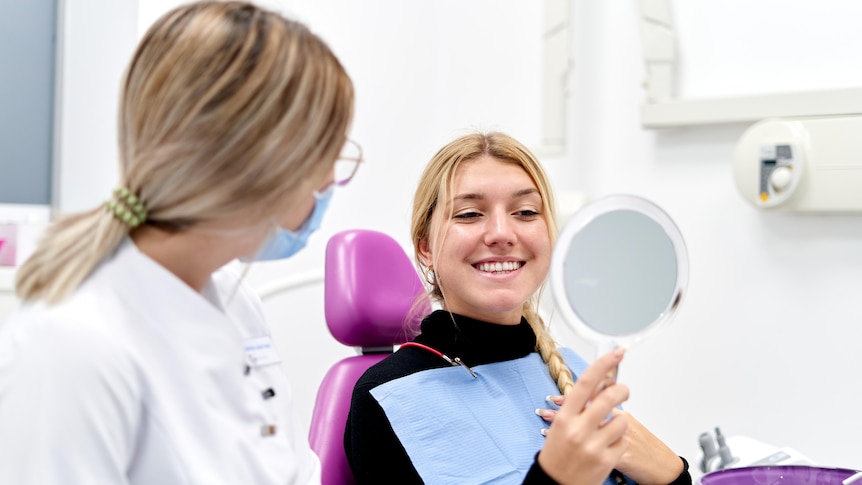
[0,2,358,483]
[345,132,690,485]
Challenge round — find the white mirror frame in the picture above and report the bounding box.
[549,194,689,349]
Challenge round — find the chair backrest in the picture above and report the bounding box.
[309,229,429,485]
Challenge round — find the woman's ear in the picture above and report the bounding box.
[417,237,433,268]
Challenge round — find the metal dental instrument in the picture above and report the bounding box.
[400,342,477,378]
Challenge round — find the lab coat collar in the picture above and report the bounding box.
[90,238,247,366]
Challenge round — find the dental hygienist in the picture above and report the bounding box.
[0,2,358,483]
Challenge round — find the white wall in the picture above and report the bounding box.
[33,0,862,475]
[54,0,137,213]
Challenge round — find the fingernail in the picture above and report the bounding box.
[613,347,626,357]
[535,408,555,419]
[545,395,563,405]
[540,428,548,437]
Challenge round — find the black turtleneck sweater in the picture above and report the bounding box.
[345,310,551,483]
[344,310,690,485]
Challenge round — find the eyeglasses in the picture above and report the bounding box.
[333,139,363,187]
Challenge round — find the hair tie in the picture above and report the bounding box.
[105,187,147,228]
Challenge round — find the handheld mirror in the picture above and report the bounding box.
[549,194,688,359]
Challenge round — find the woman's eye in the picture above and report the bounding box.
[515,210,540,218]
[454,211,481,220]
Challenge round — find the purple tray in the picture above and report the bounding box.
[702,466,860,485]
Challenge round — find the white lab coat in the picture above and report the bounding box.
[0,238,321,484]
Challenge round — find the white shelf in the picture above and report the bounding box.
[641,87,862,128]
[0,267,15,292]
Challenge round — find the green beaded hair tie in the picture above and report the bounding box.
[105,187,148,228]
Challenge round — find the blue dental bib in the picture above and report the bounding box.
[371,348,632,484]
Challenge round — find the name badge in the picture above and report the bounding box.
[244,336,282,367]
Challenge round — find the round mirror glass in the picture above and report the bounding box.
[549,194,688,349]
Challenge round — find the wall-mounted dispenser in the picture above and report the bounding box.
[732,116,862,211]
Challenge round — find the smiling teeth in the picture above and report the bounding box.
[476,261,523,273]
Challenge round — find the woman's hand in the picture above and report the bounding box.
[538,396,684,485]
[536,348,629,485]
[605,409,683,485]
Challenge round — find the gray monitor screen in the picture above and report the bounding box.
[0,0,56,205]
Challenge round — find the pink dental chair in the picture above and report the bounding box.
[309,229,429,485]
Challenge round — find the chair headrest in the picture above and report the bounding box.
[324,229,429,348]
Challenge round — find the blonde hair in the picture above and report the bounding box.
[410,132,575,395]
[17,1,354,304]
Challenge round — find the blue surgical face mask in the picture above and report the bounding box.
[245,186,334,261]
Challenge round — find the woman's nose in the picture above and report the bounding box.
[484,211,516,246]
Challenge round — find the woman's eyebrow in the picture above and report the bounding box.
[512,188,540,198]
[452,193,483,203]
[447,188,540,213]
[452,188,538,202]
